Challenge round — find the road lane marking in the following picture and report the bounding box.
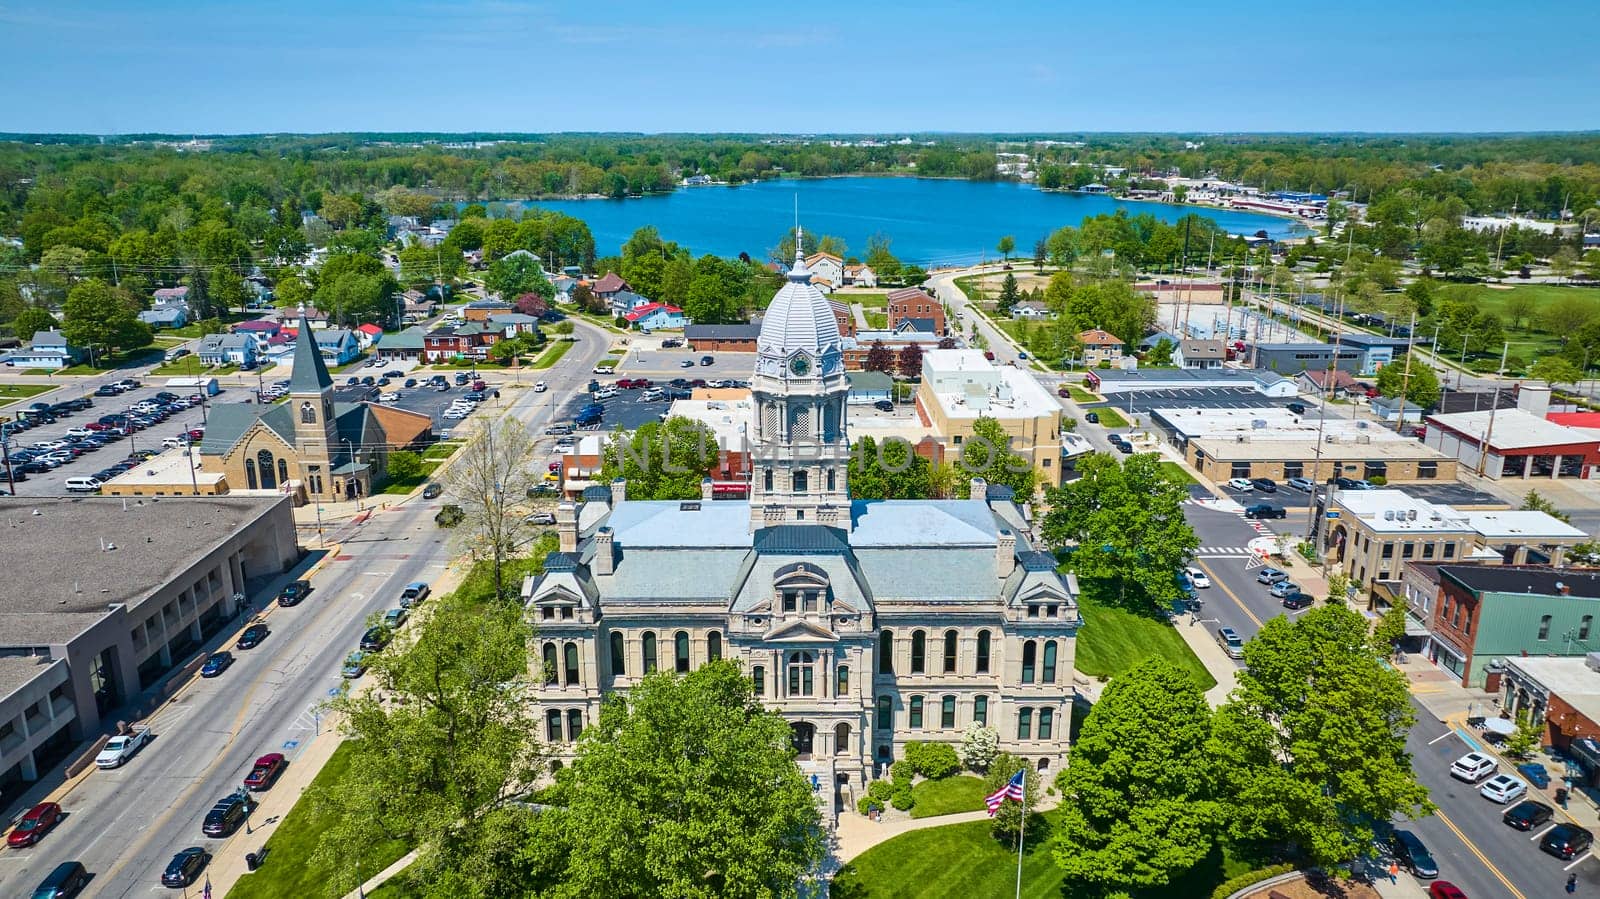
[1428,730,1460,745]
[1194,559,1262,629]
[1532,823,1560,841]
[1432,807,1525,899]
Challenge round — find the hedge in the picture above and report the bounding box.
[1209,863,1298,899]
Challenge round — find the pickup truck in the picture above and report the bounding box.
[95,726,153,768]
[243,752,287,791]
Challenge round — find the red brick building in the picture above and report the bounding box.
[886,288,945,335]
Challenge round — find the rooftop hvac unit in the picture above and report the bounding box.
[1384,510,1396,521]
[1588,652,1600,674]
[1408,509,1418,521]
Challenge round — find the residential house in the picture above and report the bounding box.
[886,288,945,335]
[197,333,259,369]
[845,371,892,406]
[139,307,189,330]
[551,275,578,300]
[1423,566,1600,688]
[1011,301,1053,320]
[462,300,514,322]
[487,313,543,337]
[592,273,632,304]
[608,290,654,317]
[843,264,877,288]
[355,323,384,350]
[1297,368,1367,400]
[424,321,501,362]
[1077,329,1125,367]
[376,325,427,361]
[401,289,437,321]
[803,252,844,289]
[1372,397,1425,424]
[1173,339,1226,369]
[624,303,686,331]
[314,329,363,366]
[153,286,190,308]
[8,330,83,369]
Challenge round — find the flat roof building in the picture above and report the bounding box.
[1500,656,1600,751]
[1250,341,1363,375]
[917,350,1063,488]
[1085,367,1297,397]
[1426,389,1600,480]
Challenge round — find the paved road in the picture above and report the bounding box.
[0,320,608,899]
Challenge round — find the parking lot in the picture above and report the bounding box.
[552,385,673,432]
[0,381,221,495]
[620,348,756,380]
[1089,387,1335,419]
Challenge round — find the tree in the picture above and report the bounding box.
[1209,605,1432,867]
[10,306,58,339]
[1371,603,1407,658]
[513,292,549,318]
[848,435,933,500]
[1325,571,1351,605]
[386,450,424,482]
[1033,238,1047,273]
[683,273,733,324]
[1552,247,1580,284]
[1145,338,1175,366]
[896,342,923,379]
[570,282,605,315]
[1054,658,1219,893]
[1041,453,1197,605]
[1530,356,1583,390]
[444,417,544,605]
[1375,358,1441,411]
[864,340,894,373]
[996,235,1015,261]
[315,252,399,326]
[208,265,251,313]
[485,252,553,302]
[996,272,1020,316]
[958,723,1000,772]
[533,661,824,897]
[864,233,902,285]
[1540,293,1595,339]
[312,585,540,897]
[960,416,1036,497]
[1503,709,1542,759]
[1520,489,1572,524]
[61,278,151,361]
[1503,290,1538,330]
[901,265,929,287]
[599,417,720,500]
[983,751,1040,842]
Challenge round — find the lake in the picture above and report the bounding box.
[513,178,1310,266]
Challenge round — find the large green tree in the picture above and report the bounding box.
[599,417,721,500]
[1209,605,1432,866]
[1375,357,1441,411]
[534,661,824,898]
[1055,658,1220,894]
[485,252,553,302]
[849,435,933,500]
[60,278,151,361]
[959,416,1037,497]
[315,251,399,325]
[9,306,58,339]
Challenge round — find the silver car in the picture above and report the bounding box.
[1256,567,1289,585]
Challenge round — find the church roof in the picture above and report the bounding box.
[288,312,334,394]
[758,227,843,361]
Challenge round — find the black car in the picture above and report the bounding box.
[422,483,443,499]
[404,378,418,388]
[95,385,121,396]
[1085,412,1099,423]
[1281,592,1314,610]
[1503,799,1555,831]
[1334,477,1370,490]
[873,400,894,412]
[202,792,255,837]
[1390,829,1438,879]
[376,377,391,387]
[454,372,471,385]
[360,625,391,652]
[31,860,88,898]
[700,355,714,366]
[200,652,234,678]
[1249,478,1277,493]
[277,579,312,607]
[160,847,209,887]
[346,376,360,385]
[1114,441,1134,454]
[237,623,269,649]
[1540,823,1593,860]
[1243,504,1287,519]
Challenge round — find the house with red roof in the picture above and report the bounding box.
[355,323,384,349]
[624,303,686,331]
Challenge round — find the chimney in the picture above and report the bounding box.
[556,501,578,553]
[970,477,988,502]
[997,529,1016,579]
[595,527,615,576]
[1517,384,1551,417]
[701,477,714,501]
[610,478,627,506]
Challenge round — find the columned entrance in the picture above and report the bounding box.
[791,722,815,759]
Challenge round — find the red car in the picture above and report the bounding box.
[471,380,487,392]
[187,428,205,440]
[243,753,287,791]
[1427,882,1467,899]
[7,801,61,848]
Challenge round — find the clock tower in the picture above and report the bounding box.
[749,227,851,531]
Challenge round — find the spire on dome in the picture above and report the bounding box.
[788,226,810,283]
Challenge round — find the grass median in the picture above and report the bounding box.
[1090,407,1127,429]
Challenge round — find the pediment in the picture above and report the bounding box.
[763,619,839,643]
[1014,581,1068,605]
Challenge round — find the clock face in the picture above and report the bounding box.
[790,355,811,375]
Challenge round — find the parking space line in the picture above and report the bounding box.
[1194,559,1262,629]
[1566,852,1593,870]
[1427,729,1460,746]
[1532,823,1559,842]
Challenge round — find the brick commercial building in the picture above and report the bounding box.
[1425,387,1600,480]
[686,323,762,353]
[1422,566,1600,688]
[886,288,945,335]
[1499,656,1600,753]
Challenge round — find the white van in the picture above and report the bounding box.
[64,477,103,493]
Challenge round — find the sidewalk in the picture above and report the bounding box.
[1173,612,1241,706]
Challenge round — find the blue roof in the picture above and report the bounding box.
[850,499,997,547]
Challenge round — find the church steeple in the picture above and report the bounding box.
[287,306,334,394]
[288,308,339,470]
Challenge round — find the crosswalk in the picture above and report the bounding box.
[1195,545,1257,558]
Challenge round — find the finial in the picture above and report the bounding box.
[794,224,805,266]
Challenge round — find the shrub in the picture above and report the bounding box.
[890,760,914,786]
[1208,863,1297,899]
[1367,475,1387,486]
[913,742,959,779]
[867,779,894,801]
[857,796,883,816]
[890,786,915,811]
[958,724,1000,772]
[386,450,424,482]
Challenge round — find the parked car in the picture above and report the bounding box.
[383,608,409,629]
[360,626,391,652]
[200,652,234,678]
[1215,626,1245,659]
[1281,592,1315,610]
[1226,477,1254,491]
[243,753,287,791]
[1502,799,1555,831]
[1286,476,1316,492]
[1449,751,1497,783]
[277,579,312,607]
[1243,503,1286,519]
[94,725,153,768]
[7,801,62,848]
[400,581,431,608]
[1335,477,1371,490]
[341,651,368,679]
[1390,829,1439,879]
[1426,882,1467,899]
[526,511,558,526]
[1085,411,1099,423]
[1249,477,1278,493]
[237,623,269,650]
[1479,774,1528,804]
[202,792,255,837]
[161,847,210,887]
[1540,823,1594,860]
[1184,566,1211,588]
[1256,567,1289,585]
[30,860,88,898]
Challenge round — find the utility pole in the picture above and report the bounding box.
[1,432,15,496]
[1494,199,1517,271]
[1393,309,1419,433]
[1477,342,1510,478]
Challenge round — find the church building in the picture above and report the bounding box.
[522,232,1080,808]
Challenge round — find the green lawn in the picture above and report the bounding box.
[0,383,54,402]
[1432,283,1600,364]
[379,462,441,495]
[1090,407,1127,429]
[832,810,1253,899]
[1066,385,1098,403]
[1159,461,1198,486]
[864,311,887,329]
[422,440,463,461]
[910,775,988,819]
[852,292,888,309]
[528,340,574,369]
[1072,584,1215,690]
[226,741,413,899]
[151,357,236,376]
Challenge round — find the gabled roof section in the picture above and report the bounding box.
[850,499,998,546]
[753,525,849,555]
[288,312,334,394]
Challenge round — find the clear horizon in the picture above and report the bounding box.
[1,0,1595,134]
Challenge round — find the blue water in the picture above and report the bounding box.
[512,178,1309,266]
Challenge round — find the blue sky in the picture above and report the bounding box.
[0,0,1594,134]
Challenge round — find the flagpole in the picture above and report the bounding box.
[1015,770,1026,899]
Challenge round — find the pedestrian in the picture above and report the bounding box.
[1388,861,1399,884]
[1568,873,1578,893]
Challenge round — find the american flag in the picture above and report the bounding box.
[203,877,212,899]
[984,770,1026,816]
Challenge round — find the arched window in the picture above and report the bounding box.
[1042,641,1058,684]
[300,401,316,424]
[974,695,989,726]
[909,696,924,729]
[752,664,766,696]
[542,643,558,685]
[835,723,851,756]
[1017,708,1033,740]
[879,630,894,674]
[1038,708,1054,740]
[545,709,562,742]
[708,631,722,662]
[943,629,958,673]
[1021,640,1037,684]
[278,457,289,485]
[875,695,893,730]
[836,664,849,697]
[941,695,956,729]
[244,458,258,490]
[674,631,691,673]
[563,642,579,686]
[787,651,815,696]
[910,630,926,674]
[609,632,626,676]
[976,630,991,673]
[566,709,583,741]
[642,632,658,673]
[257,449,277,490]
